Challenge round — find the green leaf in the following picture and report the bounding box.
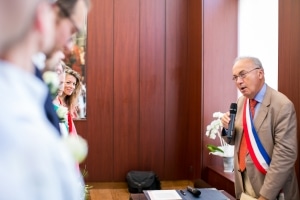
[206,144,224,153]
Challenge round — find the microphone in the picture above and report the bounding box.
[227,103,237,140]
[187,186,201,197]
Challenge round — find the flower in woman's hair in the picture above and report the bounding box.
[56,105,68,122]
[42,71,59,98]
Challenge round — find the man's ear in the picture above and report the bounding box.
[258,68,264,79]
[34,2,50,33]
[33,1,56,53]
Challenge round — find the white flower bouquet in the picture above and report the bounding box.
[63,134,88,164]
[206,112,234,157]
[56,105,68,123]
[42,71,59,98]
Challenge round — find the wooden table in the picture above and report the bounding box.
[204,165,235,197]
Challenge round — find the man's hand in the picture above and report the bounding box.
[221,111,230,129]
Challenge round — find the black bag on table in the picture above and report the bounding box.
[126,171,161,193]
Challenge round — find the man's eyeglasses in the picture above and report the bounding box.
[232,67,260,81]
[56,2,81,33]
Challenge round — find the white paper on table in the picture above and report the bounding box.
[147,190,182,200]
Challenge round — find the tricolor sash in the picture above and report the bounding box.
[242,99,271,174]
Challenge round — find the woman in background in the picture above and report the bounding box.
[55,66,88,170]
[58,66,82,135]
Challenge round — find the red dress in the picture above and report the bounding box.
[67,111,78,136]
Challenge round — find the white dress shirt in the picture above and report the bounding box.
[0,61,84,200]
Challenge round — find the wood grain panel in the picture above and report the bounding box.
[139,0,165,176]
[165,0,189,180]
[186,0,202,180]
[278,0,300,188]
[113,0,140,181]
[85,0,114,181]
[75,120,88,171]
[74,120,87,139]
[84,0,237,182]
[201,0,237,172]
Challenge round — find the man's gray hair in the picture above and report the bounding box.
[234,56,264,70]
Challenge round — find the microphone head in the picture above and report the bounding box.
[229,103,237,114]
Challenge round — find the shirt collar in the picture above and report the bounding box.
[254,83,266,103]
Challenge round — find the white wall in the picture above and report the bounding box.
[238,0,278,94]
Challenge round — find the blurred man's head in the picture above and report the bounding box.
[0,0,56,72]
[0,0,34,53]
[50,0,90,54]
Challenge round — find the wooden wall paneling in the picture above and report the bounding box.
[165,0,189,180]
[85,0,237,182]
[139,0,166,177]
[75,120,88,174]
[75,120,87,167]
[185,0,202,180]
[74,120,87,139]
[113,0,140,181]
[201,0,237,171]
[85,0,114,181]
[278,0,300,188]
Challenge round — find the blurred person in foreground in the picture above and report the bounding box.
[221,56,299,200]
[51,0,91,54]
[44,0,91,68]
[34,0,91,135]
[0,0,83,199]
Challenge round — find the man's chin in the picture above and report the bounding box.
[46,46,61,59]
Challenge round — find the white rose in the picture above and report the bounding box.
[56,105,68,121]
[42,71,59,96]
[63,134,88,163]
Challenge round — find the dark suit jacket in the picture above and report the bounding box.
[232,85,299,200]
[35,67,61,136]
